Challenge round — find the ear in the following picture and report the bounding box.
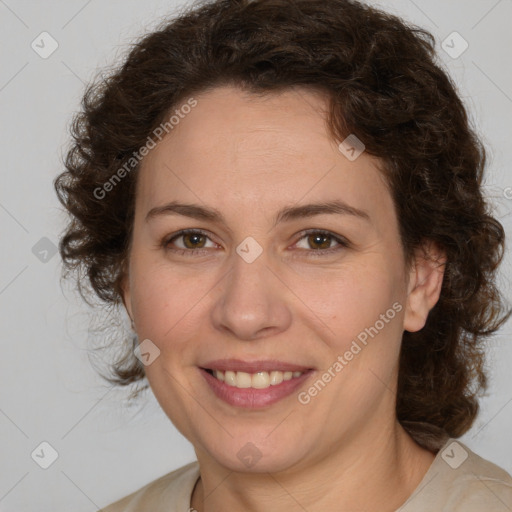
[403,240,446,333]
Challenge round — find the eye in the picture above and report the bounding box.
[293,229,349,256]
[161,228,349,257]
[162,229,217,254]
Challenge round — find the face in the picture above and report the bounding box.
[122,85,441,473]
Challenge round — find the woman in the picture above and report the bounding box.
[54,0,512,510]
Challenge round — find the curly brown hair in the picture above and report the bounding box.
[54,0,510,447]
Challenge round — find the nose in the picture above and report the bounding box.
[210,247,292,341]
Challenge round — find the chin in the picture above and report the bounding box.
[197,432,311,474]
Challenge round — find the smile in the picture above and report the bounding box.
[199,359,314,408]
[207,369,304,389]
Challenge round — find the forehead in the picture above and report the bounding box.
[135,85,392,223]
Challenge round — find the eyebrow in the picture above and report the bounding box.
[145,199,371,227]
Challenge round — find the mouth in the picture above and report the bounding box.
[198,359,314,408]
[203,368,305,389]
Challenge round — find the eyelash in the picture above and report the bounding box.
[161,228,350,258]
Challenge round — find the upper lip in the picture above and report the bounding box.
[200,358,312,373]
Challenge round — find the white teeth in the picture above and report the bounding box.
[252,372,270,389]
[210,369,304,389]
[269,370,283,386]
[224,370,236,386]
[236,371,252,388]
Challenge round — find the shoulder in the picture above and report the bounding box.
[98,461,200,512]
[445,441,512,510]
[399,439,512,511]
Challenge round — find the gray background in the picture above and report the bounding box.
[0,0,511,510]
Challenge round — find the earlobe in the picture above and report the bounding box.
[403,241,446,333]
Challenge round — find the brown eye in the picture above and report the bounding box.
[307,233,333,250]
[163,229,216,253]
[294,229,349,257]
[182,232,207,249]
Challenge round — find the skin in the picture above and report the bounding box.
[121,84,446,511]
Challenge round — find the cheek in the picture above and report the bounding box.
[302,266,404,416]
[294,260,403,348]
[129,259,208,344]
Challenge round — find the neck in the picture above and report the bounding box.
[190,419,435,512]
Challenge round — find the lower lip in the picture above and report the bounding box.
[199,368,313,409]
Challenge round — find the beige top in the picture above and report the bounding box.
[99,439,512,511]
